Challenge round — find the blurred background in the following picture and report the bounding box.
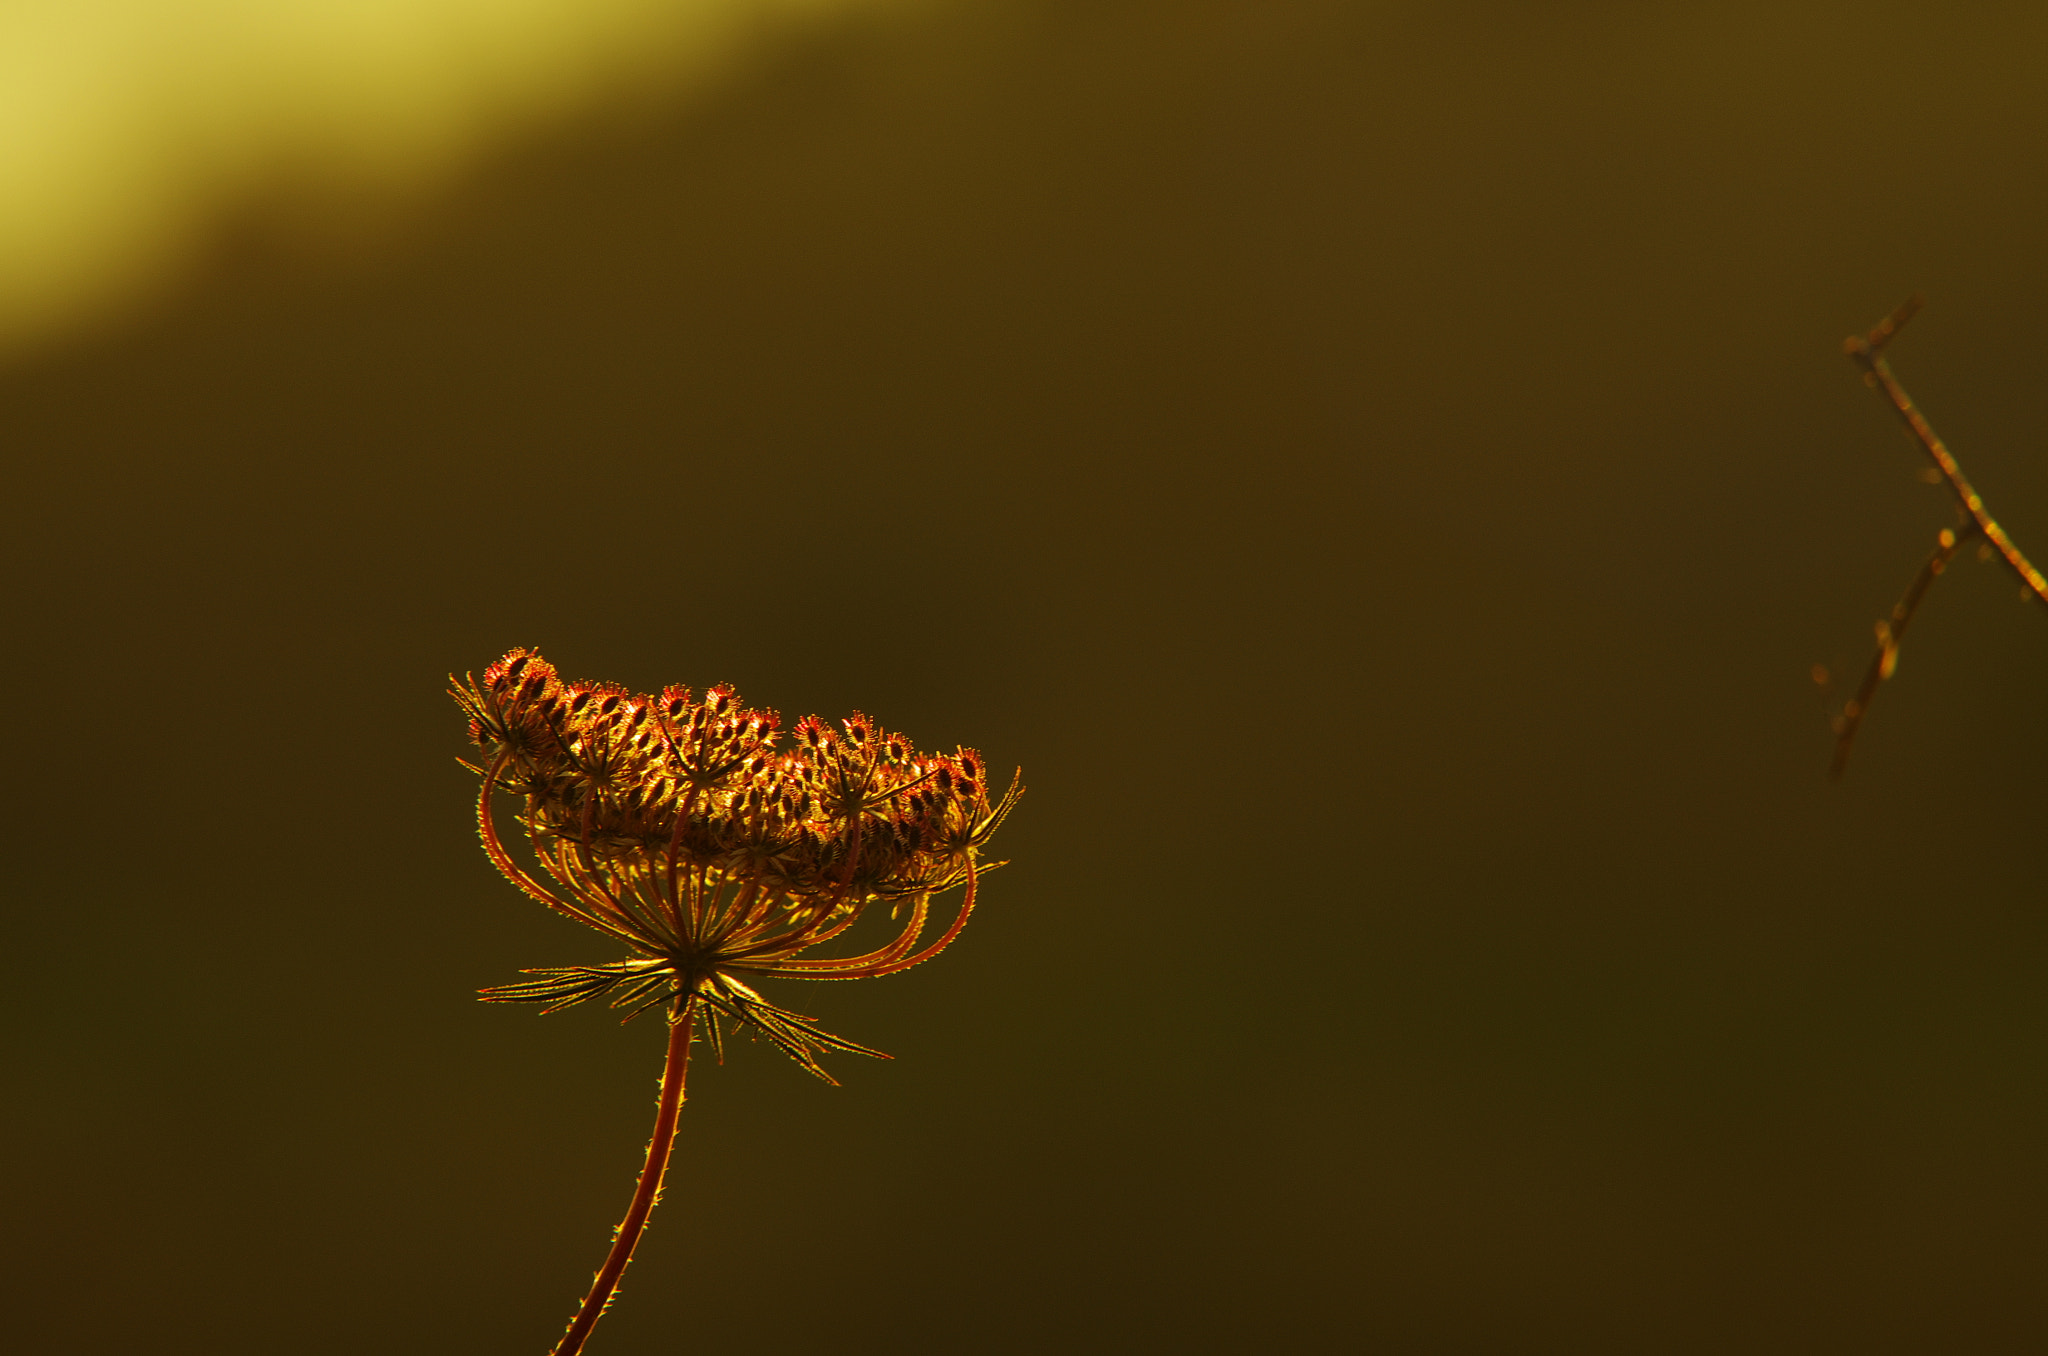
[6,1,2048,1351]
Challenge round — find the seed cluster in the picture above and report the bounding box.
[452,648,1020,1077]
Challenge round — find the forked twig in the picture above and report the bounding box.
[1824,297,2048,777]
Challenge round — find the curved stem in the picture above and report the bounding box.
[763,856,979,979]
[857,858,979,978]
[478,757,642,948]
[552,1003,696,1356]
[740,893,930,974]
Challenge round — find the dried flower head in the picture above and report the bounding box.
[451,647,1022,1079]
[453,648,1021,1355]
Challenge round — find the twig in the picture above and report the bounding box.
[1824,521,1973,778]
[1825,298,2048,777]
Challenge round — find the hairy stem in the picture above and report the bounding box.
[552,1003,696,1356]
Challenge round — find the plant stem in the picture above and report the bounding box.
[1845,298,2048,612]
[1826,521,1972,780]
[552,1003,696,1356]
[1826,297,2048,776]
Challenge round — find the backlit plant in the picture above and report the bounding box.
[452,648,1020,1356]
[1818,299,2048,775]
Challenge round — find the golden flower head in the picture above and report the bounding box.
[451,648,1021,1080]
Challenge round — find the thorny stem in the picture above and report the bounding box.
[552,1004,696,1356]
[1827,298,2048,776]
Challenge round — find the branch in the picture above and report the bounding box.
[1824,298,2048,777]
[1823,521,1972,779]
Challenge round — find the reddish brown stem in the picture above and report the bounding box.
[552,1004,696,1356]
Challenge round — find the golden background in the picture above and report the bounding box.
[6,1,2048,1350]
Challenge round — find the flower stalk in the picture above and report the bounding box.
[452,648,1019,1351]
[553,1004,694,1356]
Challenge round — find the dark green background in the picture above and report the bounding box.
[8,2,2048,1350]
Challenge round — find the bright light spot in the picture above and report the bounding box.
[0,0,888,360]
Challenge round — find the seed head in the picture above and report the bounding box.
[452,648,1021,1080]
